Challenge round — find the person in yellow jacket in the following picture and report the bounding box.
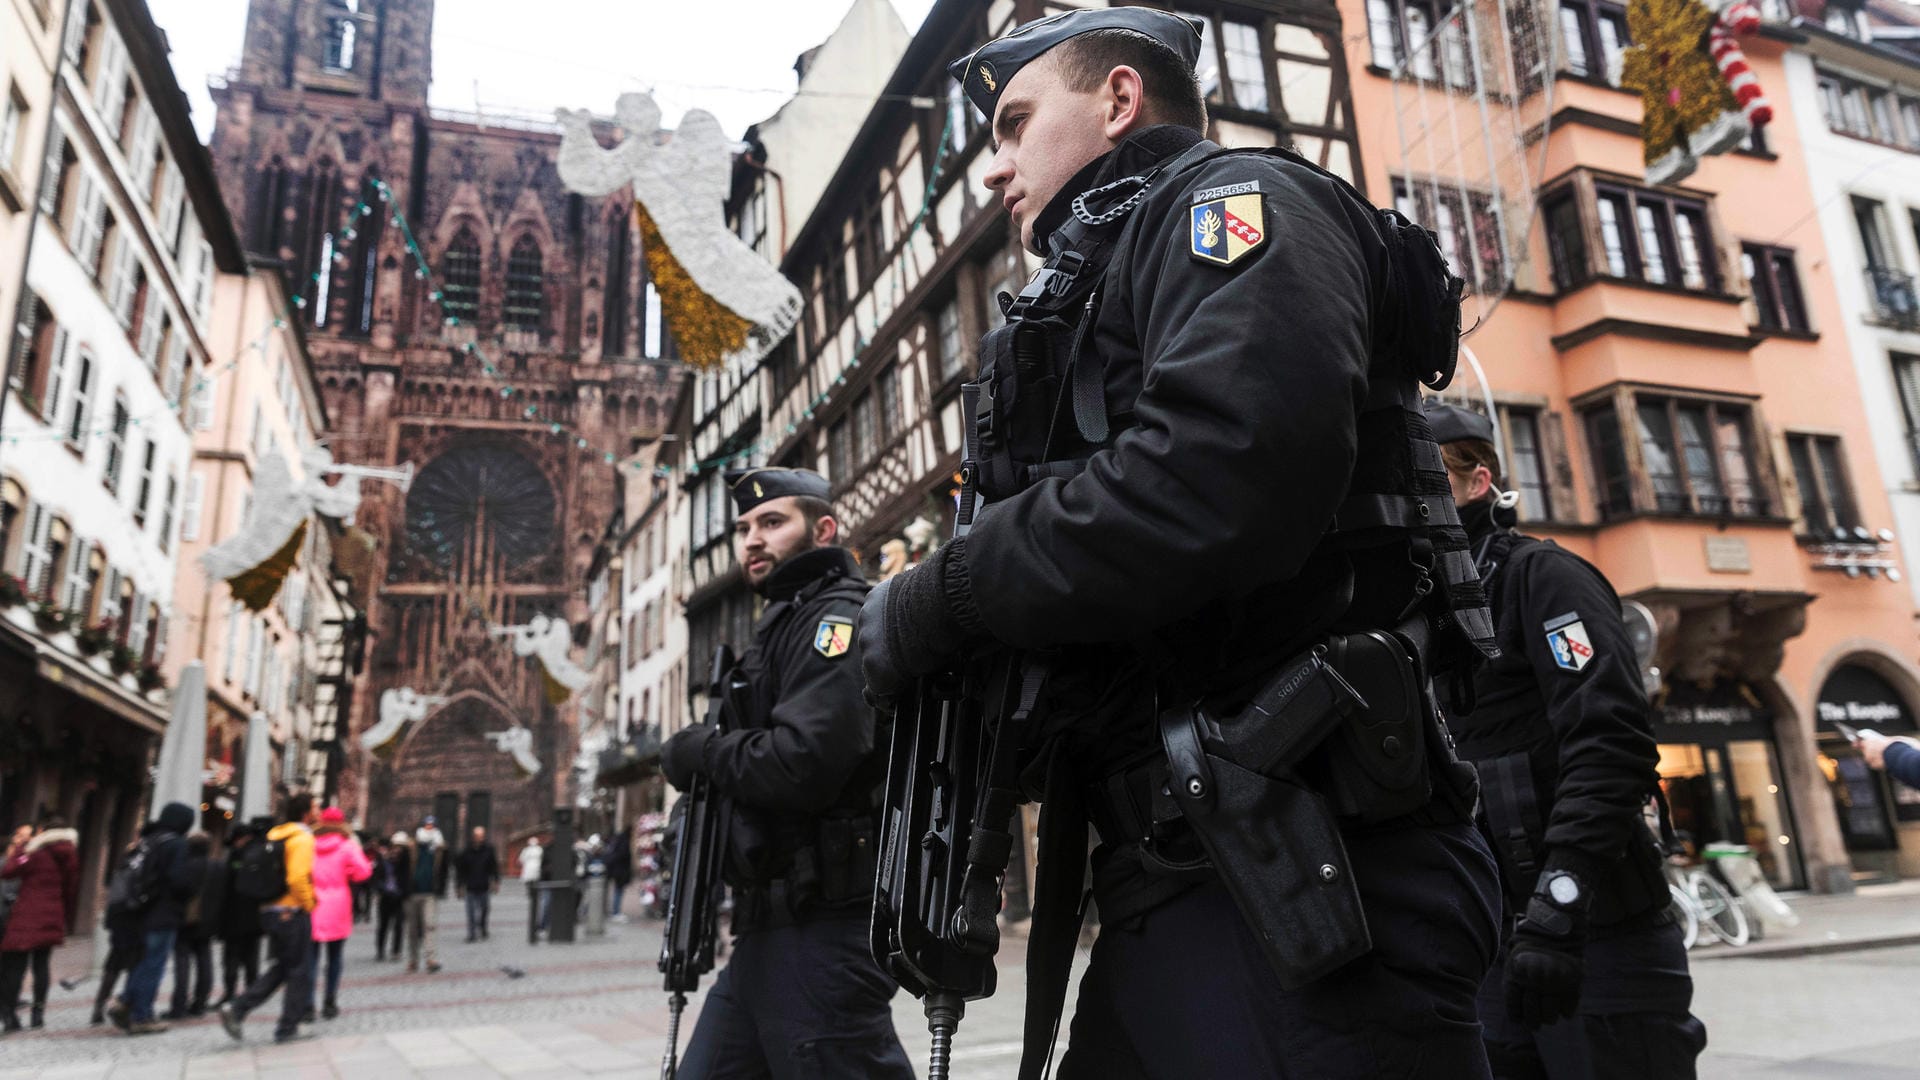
[217,794,319,1044]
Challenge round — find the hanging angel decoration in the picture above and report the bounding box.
[556,93,801,370]
[200,447,411,611]
[360,687,449,756]
[1621,0,1773,186]
[486,727,543,777]
[490,614,591,704]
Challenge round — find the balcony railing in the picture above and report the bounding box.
[1866,267,1920,328]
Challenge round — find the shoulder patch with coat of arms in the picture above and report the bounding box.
[813,616,853,659]
[1543,612,1595,673]
[1189,184,1266,267]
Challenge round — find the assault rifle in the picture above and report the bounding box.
[872,387,1044,1080]
[658,643,738,1080]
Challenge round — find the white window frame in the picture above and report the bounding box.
[156,161,184,252]
[162,334,187,405]
[20,503,53,597]
[106,236,141,325]
[127,103,159,191]
[91,29,129,133]
[133,437,156,525]
[67,170,107,271]
[222,599,242,682]
[137,296,167,367]
[158,473,177,553]
[61,538,91,614]
[64,349,95,446]
[189,375,213,430]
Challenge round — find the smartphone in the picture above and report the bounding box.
[1834,721,1861,744]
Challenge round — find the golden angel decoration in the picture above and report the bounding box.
[557,93,802,369]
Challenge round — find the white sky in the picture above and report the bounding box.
[149,0,937,143]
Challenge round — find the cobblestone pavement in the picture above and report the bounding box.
[6,889,1919,1077]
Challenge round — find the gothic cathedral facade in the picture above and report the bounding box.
[208,0,677,843]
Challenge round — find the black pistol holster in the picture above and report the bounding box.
[1153,624,1473,989]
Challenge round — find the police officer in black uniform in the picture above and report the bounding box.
[1426,403,1707,1078]
[860,10,1505,1077]
[661,467,913,1079]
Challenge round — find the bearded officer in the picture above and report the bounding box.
[1427,402,1707,1078]
[661,467,912,1079]
[860,9,1504,1077]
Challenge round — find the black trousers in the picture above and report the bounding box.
[678,913,915,1080]
[1058,821,1503,1079]
[221,934,261,1001]
[375,894,404,957]
[1479,919,1707,1079]
[0,947,52,1015]
[169,933,214,1014]
[93,943,141,1020]
[233,907,312,1040]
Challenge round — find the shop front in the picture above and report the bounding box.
[1812,662,1920,881]
[1653,679,1805,890]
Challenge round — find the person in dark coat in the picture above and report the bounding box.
[372,834,408,961]
[604,828,633,919]
[93,838,149,1026]
[112,801,199,1034]
[1,816,79,1034]
[166,833,220,1019]
[1859,731,1920,790]
[1430,403,1704,1077]
[452,826,500,942]
[214,822,263,1005]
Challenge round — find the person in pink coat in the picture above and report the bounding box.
[306,808,371,1020]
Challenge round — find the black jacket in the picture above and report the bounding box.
[1448,500,1665,919]
[701,547,878,816]
[179,849,220,937]
[454,843,500,894]
[139,804,200,932]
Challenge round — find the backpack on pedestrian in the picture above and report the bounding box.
[231,833,289,903]
[105,836,163,919]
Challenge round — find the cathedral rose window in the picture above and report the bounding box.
[404,444,556,570]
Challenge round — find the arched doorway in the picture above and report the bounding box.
[1813,658,1920,882]
[385,694,541,850]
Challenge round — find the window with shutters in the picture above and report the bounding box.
[189,376,213,430]
[162,334,187,407]
[0,480,19,577]
[504,236,544,331]
[64,349,94,446]
[137,296,167,368]
[66,169,108,273]
[157,161,184,252]
[107,241,144,327]
[158,473,177,553]
[1,85,25,177]
[62,539,95,616]
[180,472,203,542]
[91,29,129,132]
[127,591,147,658]
[133,439,156,526]
[103,396,129,493]
[10,297,59,419]
[440,227,482,326]
[127,104,159,191]
[16,503,55,598]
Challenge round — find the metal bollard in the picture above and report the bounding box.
[584,877,608,936]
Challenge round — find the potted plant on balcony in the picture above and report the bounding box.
[0,575,25,609]
[30,603,68,636]
[137,662,166,694]
[109,643,137,676]
[75,620,113,657]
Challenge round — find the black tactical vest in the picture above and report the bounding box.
[965,142,1496,689]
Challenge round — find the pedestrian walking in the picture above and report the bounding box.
[605,828,632,920]
[662,467,913,1077]
[213,822,264,1006]
[518,836,545,932]
[112,801,198,1035]
[403,819,448,972]
[372,834,407,961]
[454,826,500,942]
[217,794,320,1045]
[1,816,78,1034]
[164,832,219,1019]
[307,808,371,1020]
[860,11,1503,1073]
[1429,404,1706,1077]
[92,839,147,1027]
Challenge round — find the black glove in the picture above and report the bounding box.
[858,540,980,703]
[661,724,715,790]
[1504,852,1595,1030]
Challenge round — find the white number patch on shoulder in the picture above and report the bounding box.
[1543,612,1595,673]
[814,616,853,659]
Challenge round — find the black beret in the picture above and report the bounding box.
[947,8,1205,123]
[725,467,831,515]
[1424,400,1497,446]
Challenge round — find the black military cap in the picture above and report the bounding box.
[725,467,831,515]
[1424,400,1497,446]
[947,8,1206,123]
